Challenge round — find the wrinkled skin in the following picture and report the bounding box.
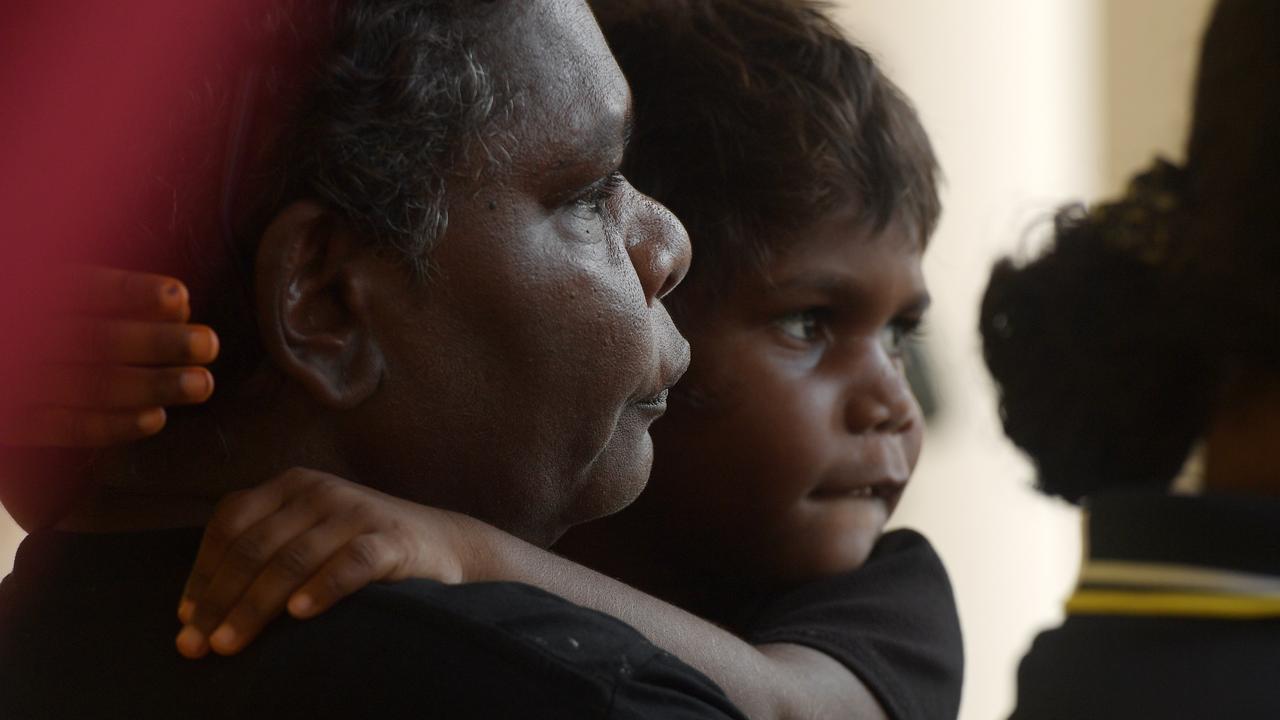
[64,0,691,551]
[339,0,690,546]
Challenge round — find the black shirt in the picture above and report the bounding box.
[1010,492,1280,720]
[744,529,964,720]
[0,528,748,720]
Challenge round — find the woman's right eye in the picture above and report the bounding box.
[570,172,625,219]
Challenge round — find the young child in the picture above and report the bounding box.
[28,2,962,717]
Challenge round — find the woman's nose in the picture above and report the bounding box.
[625,192,691,304]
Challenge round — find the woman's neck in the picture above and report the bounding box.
[53,395,334,533]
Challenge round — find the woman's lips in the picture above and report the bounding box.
[635,387,670,408]
[634,337,691,409]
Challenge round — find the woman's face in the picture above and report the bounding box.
[347,0,691,547]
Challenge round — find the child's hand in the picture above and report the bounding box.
[0,267,219,447]
[175,468,484,659]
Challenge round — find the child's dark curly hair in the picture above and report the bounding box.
[592,0,940,312]
[980,0,1280,503]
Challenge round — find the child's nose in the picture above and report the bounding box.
[843,349,919,436]
[624,192,691,305]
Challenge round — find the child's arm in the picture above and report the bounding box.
[1,267,218,447]
[177,469,890,720]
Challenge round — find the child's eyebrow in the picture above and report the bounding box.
[771,274,931,314]
[900,291,932,315]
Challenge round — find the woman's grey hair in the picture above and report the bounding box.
[187,0,510,388]
[260,0,509,278]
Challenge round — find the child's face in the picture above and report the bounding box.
[648,210,927,586]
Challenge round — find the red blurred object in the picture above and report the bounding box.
[0,0,327,526]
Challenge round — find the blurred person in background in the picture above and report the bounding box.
[981,0,1280,717]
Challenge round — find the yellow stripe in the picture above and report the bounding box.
[1067,590,1280,619]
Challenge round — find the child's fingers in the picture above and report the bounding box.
[206,527,398,655]
[37,320,219,366]
[179,470,327,621]
[0,406,166,448]
[286,533,404,621]
[20,365,213,411]
[54,267,191,322]
[177,498,336,658]
[178,485,294,630]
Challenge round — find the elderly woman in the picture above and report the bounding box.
[0,2,741,718]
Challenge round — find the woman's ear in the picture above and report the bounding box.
[255,201,386,409]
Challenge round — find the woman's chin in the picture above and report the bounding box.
[566,425,655,528]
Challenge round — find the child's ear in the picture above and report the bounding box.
[255,201,386,409]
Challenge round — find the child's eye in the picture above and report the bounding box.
[571,171,625,219]
[879,317,923,359]
[776,309,826,343]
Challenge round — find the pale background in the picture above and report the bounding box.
[0,1,1219,718]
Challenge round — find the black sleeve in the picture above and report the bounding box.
[237,579,749,720]
[740,529,964,720]
[608,649,756,720]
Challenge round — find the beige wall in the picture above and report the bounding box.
[1103,0,1215,192]
[0,504,17,576]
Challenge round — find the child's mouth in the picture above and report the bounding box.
[838,486,879,499]
[809,482,902,502]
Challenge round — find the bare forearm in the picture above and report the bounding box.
[466,523,888,720]
[176,472,891,717]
